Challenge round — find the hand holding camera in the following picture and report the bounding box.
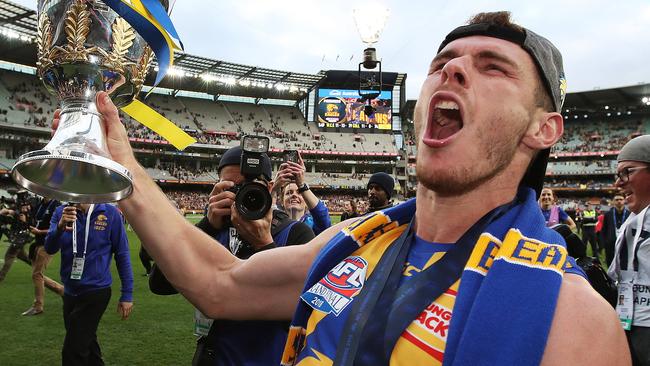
[207,181,237,230]
[58,205,78,232]
[230,201,274,250]
[278,150,305,187]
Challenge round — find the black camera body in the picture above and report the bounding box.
[1,190,34,248]
[230,136,272,221]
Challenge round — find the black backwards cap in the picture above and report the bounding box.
[438,19,567,197]
[217,146,273,181]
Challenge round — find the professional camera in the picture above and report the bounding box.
[1,189,34,248]
[227,135,272,221]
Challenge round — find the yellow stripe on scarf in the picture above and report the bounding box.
[121,100,196,150]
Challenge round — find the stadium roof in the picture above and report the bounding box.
[401,82,650,121]
[0,0,323,101]
[564,83,650,112]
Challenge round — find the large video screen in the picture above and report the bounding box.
[316,89,392,131]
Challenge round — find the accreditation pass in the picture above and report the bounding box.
[71,257,85,280]
[616,282,633,330]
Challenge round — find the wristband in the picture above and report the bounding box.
[298,183,310,193]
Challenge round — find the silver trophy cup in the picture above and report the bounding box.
[11,0,154,203]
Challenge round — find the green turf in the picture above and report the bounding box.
[0,228,196,365]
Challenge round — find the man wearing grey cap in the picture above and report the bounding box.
[60,11,629,366]
[608,135,650,366]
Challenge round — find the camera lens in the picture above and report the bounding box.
[235,181,272,221]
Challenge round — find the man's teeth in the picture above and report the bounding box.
[434,100,459,110]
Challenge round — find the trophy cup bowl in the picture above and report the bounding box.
[11,0,155,203]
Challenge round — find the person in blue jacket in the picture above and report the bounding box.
[276,152,331,235]
[45,203,133,366]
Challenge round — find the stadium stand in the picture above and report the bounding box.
[0,68,397,155]
[554,117,650,153]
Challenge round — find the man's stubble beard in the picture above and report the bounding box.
[416,113,531,197]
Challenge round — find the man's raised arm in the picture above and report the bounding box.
[73,92,342,320]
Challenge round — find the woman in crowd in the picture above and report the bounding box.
[276,154,331,235]
[539,187,577,230]
[340,200,359,221]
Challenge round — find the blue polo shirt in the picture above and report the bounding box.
[45,204,133,302]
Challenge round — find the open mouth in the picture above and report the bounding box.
[424,95,464,147]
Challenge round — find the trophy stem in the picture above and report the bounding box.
[11,97,133,203]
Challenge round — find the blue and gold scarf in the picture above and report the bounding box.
[282,187,584,366]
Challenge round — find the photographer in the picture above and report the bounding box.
[21,196,64,316]
[149,142,314,366]
[275,151,331,235]
[0,192,33,282]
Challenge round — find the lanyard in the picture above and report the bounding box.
[614,208,629,229]
[72,204,95,258]
[620,207,648,272]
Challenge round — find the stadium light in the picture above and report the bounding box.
[166,67,186,78]
[627,111,632,115]
[583,114,588,118]
[353,4,390,118]
[607,113,611,117]
[3,27,34,43]
[200,73,217,82]
[643,97,649,103]
[604,105,609,110]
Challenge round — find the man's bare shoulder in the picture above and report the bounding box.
[541,274,631,366]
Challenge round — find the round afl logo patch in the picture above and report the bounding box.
[323,256,368,292]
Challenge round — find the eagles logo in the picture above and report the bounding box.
[94,213,108,230]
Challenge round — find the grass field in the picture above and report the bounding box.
[0,220,200,365]
[0,214,342,365]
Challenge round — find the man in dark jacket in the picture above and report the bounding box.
[600,194,629,267]
[367,172,395,212]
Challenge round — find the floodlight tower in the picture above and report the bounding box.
[353,6,390,117]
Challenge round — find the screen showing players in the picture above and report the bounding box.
[317,88,392,131]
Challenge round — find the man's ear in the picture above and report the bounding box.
[522,111,563,150]
[267,180,274,193]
